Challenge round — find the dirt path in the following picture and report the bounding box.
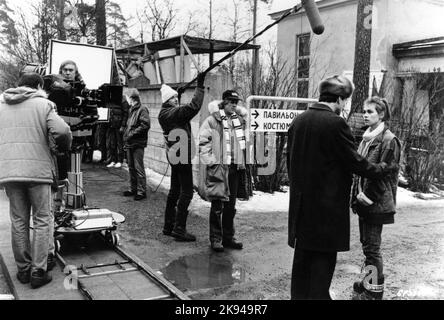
[83,164,444,300]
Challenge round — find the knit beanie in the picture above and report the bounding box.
[161,84,178,104]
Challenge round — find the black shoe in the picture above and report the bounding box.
[353,280,365,294]
[123,191,136,197]
[134,193,147,201]
[163,228,173,236]
[222,238,243,250]
[353,289,384,300]
[211,241,224,252]
[171,229,196,242]
[47,253,56,272]
[30,269,52,289]
[16,269,31,284]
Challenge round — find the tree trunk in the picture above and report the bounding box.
[349,0,373,143]
[56,0,66,40]
[351,0,373,114]
[251,0,258,95]
[95,0,106,46]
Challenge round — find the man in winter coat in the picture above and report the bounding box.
[0,73,72,289]
[199,90,248,252]
[287,75,398,300]
[158,72,206,242]
[123,88,150,201]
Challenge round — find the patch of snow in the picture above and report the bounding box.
[144,168,444,214]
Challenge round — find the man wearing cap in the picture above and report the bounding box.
[199,90,248,252]
[158,72,206,242]
[287,75,397,300]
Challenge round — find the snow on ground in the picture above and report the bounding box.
[144,167,444,213]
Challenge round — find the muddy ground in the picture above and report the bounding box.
[78,163,444,300]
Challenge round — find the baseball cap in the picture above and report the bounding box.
[222,90,241,102]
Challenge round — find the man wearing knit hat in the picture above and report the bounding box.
[286,75,398,300]
[158,72,207,242]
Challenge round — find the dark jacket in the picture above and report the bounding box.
[351,125,401,225]
[158,88,205,165]
[108,99,128,129]
[287,103,395,252]
[123,102,150,149]
[199,101,249,202]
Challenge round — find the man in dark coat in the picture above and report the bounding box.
[287,75,397,300]
[158,72,206,242]
[123,88,150,201]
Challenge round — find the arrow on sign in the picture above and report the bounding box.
[252,110,260,119]
[252,121,259,131]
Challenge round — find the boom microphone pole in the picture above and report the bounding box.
[178,4,300,96]
[178,1,325,97]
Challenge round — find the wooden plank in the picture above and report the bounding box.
[182,39,201,72]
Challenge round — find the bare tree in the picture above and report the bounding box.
[385,70,444,192]
[143,0,177,41]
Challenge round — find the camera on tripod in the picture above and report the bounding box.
[42,74,122,135]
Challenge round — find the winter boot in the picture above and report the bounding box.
[171,210,196,242]
[30,269,52,289]
[17,269,31,284]
[353,278,384,300]
[163,205,177,236]
[47,253,56,271]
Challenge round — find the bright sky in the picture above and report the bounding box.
[8,0,293,47]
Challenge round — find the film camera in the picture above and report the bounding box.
[43,74,123,134]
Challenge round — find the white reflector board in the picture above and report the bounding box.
[49,40,114,89]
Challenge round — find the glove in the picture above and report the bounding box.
[177,86,186,97]
[357,192,374,206]
[196,72,206,88]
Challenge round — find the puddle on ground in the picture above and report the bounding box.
[160,253,247,291]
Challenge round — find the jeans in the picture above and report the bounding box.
[164,164,194,230]
[106,127,124,163]
[5,183,53,272]
[291,248,337,300]
[359,218,384,283]
[210,165,240,243]
[127,148,146,196]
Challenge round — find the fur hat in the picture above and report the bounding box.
[319,75,355,99]
[161,84,178,104]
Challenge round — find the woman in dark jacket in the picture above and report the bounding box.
[351,96,401,300]
[123,88,150,201]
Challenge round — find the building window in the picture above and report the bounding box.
[296,33,310,110]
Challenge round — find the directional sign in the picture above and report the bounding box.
[250,109,304,132]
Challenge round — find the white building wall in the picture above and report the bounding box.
[274,0,444,97]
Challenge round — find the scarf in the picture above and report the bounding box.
[219,109,246,164]
[356,122,385,193]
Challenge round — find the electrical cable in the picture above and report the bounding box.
[151,163,170,193]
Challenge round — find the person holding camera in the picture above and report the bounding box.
[123,88,150,201]
[0,73,72,289]
[158,72,207,242]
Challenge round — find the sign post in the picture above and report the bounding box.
[246,96,318,134]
